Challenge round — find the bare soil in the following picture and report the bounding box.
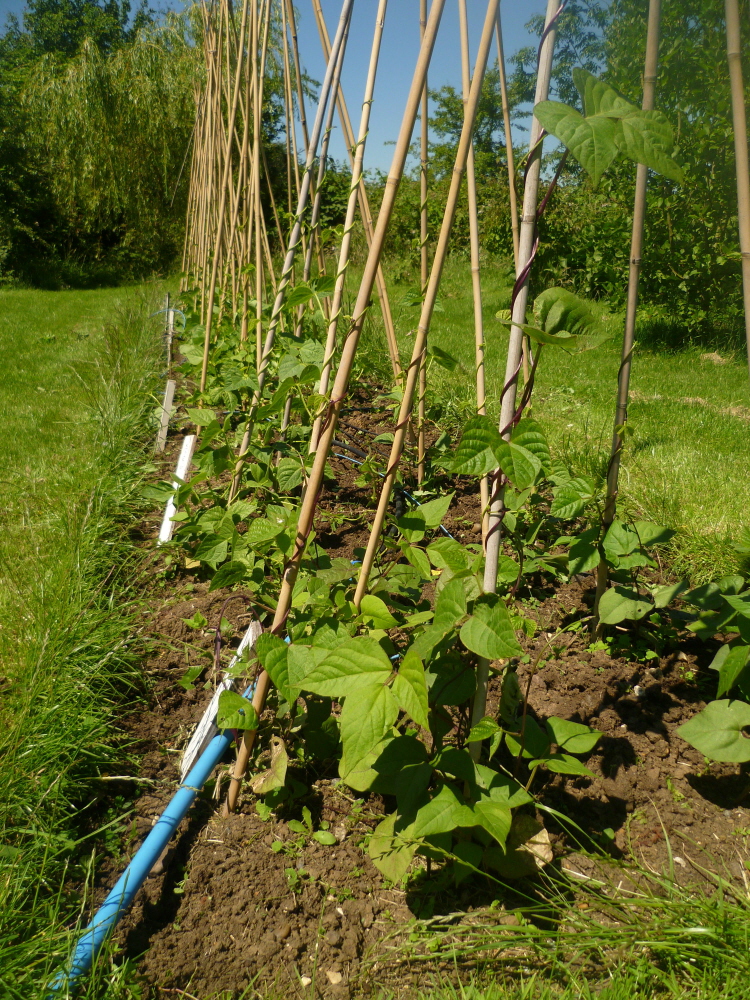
[88,394,750,999]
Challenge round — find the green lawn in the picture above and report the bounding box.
[384,257,750,582]
[0,280,168,998]
[0,282,168,582]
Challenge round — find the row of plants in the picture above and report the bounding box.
[153,21,750,890]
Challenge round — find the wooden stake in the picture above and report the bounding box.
[593,0,662,626]
[155,380,176,454]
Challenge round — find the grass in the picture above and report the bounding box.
[1,264,745,998]
[365,847,750,1000]
[374,256,750,583]
[0,281,169,998]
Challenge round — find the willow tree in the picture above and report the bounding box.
[23,12,200,272]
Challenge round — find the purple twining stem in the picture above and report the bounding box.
[536,1,567,66]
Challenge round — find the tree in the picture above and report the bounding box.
[3,0,153,59]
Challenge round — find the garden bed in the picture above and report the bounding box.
[90,410,750,998]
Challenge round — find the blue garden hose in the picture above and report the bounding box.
[49,685,255,996]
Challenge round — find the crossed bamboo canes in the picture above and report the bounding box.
[278,8,351,439]
[309,0,390,455]
[225,0,450,813]
[227,0,354,499]
[351,0,502,608]
[311,0,403,384]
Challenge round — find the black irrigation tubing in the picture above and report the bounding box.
[332,451,456,540]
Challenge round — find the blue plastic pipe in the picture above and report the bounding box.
[49,686,255,996]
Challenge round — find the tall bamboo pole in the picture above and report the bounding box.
[228,0,354,499]
[225,0,449,813]
[593,0,662,623]
[253,0,264,368]
[353,0,501,608]
[417,0,430,483]
[496,8,519,269]
[726,0,750,383]
[471,0,560,740]
[459,0,489,542]
[199,0,251,394]
[309,0,390,455]
[311,0,403,383]
[280,6,351,436]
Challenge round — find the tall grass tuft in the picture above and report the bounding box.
[0,299,161,998]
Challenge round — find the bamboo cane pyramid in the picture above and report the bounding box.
[179,0,750,810]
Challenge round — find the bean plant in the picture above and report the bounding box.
[149,66,730,881]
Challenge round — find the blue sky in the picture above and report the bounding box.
[0,0,549,169]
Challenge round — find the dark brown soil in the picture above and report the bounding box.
[89,393,750,999]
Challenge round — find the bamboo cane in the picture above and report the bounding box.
[496,8,519,269]
[280,5,351,435]
[459,0,489,543]
[496,6,529,385]
[417,0,430,484]
[353,0,501,609]
[472,0,560,739]
[225,0,449,813]
[593,0,662,625]
[309,0,390,455]
[310,0,403,383]
[726,0,750,384]
[228,0,355,499]
[286,0,326,278]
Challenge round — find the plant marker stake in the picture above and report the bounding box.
[725,0,750,384]
[158,434,196,544]
[310,0,391,455]
[472,0,561,749]
[181,619,263,780]
[353,0,502,610]
[224,0,449,813]
[164,292,174,367]
[47,687,256,998]
[155,379,176,454]
[592,0,661,627]
[228,0,355,499]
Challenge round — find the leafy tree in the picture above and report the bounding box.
[2,0,153,59]
[428,67,515,182]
